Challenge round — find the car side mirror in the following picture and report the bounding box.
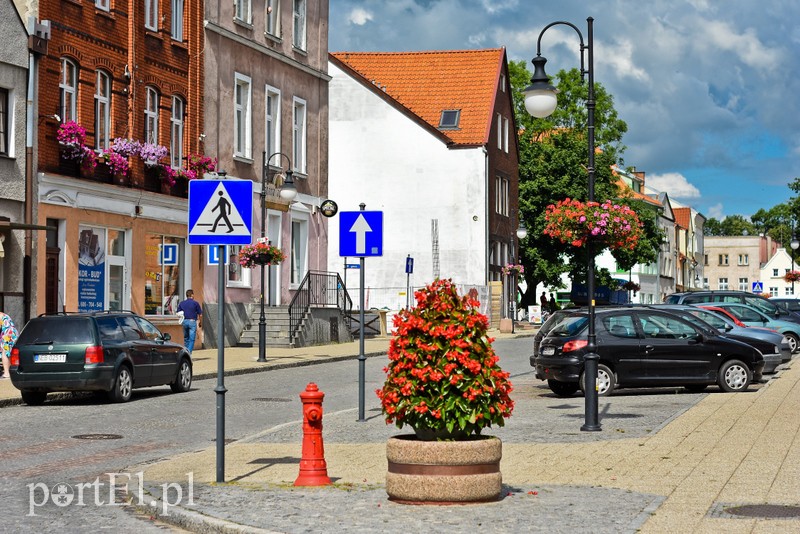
[723,324,733,332]
[162,332,171,342]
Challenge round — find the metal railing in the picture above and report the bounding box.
[288,270,352,344]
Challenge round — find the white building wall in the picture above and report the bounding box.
[328,62,488,297]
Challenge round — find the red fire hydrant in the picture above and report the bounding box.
[294,382,332,486]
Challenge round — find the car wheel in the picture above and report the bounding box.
[170,358,192,393]
[718,359,751,392]
[784,333,799,353]
[580,363,616,396]
[108,365,133,403]
[547,379,579,397]
[21,391,47,406]
[684,384,708,393]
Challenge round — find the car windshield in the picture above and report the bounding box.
[17,317,94,344]
[743,296,779,315]
[687,308,728,329]
[549,315,589,337]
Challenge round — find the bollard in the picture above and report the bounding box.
[294,382,332,486]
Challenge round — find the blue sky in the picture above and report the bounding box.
[328,0,800,220]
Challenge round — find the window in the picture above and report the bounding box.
[94,71,111,150]
[144,233,184,316]
[703,277,709,289]
[96,0,110,11]
[292,97,306,173]
[718,254,729,266]
[496,112,502,149]
[170,96,184,168]
[704,254,708,265]
[60,58,78,122]
[439,110,460,129]
[0,88,8,156]
[265,86,281,157]
[293,0,306,50]
[738,278,748,292]
[171,0,184,41]
[235,0,251,24]
[718,277,728,290]
[770,286,779,297]
[786,268,792,275]
[227,245,251,287]
[495,176,509,216]
[503,117,509,153]
[145,86,159,144]
[145,0,158,31]
[773,269,780,277]
[500,73,506,92]
[234,74,252,159]
[266,0,280,36]
[738,254,749,266]
[290,216,308,285]
[787,286,795,296]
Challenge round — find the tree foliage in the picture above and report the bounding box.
[510,60,659,306]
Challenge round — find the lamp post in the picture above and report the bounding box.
[791,220,799,295]
[524,16,601,432]
[257,151,297,363]
[510,222,528,333]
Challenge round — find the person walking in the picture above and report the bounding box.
[1,311,19,379]
[540,291,549,309]
[549,293,559,314]
[177,289,202,352]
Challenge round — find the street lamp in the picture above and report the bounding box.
[509,222,529,333]
[523,17,601,432]
[791,220,799,295]
[257,151,297,363]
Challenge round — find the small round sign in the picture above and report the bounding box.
[319,199,338,218]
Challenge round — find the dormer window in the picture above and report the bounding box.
[439,110,460,129]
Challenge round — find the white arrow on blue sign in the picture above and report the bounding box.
[339,211,383,257]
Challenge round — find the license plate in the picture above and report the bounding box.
[34,354,67,363]
[542,346,555,356]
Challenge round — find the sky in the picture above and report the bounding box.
[328,0,800,220]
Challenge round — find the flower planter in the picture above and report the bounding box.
[385,434,503,504]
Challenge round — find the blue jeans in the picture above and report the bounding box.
[182,319,197,353]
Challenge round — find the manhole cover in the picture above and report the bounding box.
[72,434,123,440]
[725,504,800,518]
[252,397,293,402]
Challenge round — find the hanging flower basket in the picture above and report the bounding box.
[544,198,644,250]
[621,281,640,292]
[501,263,524,277]
[238,242,286,268]
[784,271,800,283]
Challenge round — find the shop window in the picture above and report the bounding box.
[144,233,185,315]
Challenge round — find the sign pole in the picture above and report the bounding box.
[358,204,366,422]
[215,244,227,482]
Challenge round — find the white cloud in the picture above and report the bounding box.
[480,0,518,15]
[706,204,725,220]
[348,8,373,26]
[647,172,702,199]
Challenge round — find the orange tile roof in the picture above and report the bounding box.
[614,177,661,207]
[674,207,692,229]
[330,49,506,146]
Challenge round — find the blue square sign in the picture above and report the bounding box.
[339,211,383,257]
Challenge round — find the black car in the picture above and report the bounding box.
[10,311,192,405]
[536,308,764,397]
[664,291,800,324]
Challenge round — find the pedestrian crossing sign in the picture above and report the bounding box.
[188,179,253,245]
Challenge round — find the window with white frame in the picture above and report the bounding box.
[500,73,506,92]
[503,117,509,153]
[265,86,281,157]
[60,58,78,123]
[738,254,748,265]
[145,0,158,31]
[227,245,252,287]
[266,0,280,36]
[94,71,111,150]
[787,286,795,296]
[770,286,779,297]
[718,277,729,290]
[293,0,306,50]
[171,0,184,41]
[0,88,10,156]
[235,0,251,24]
[773,268,780,277]
[96,0,110,11]
[292,97,306,173]
[234,73,252,159]
[703,277,709,289]
[170,96,184,168]
[290,216,308,285]
[495,176,509,216]
[496,113,502,149]
[144,86,159,144]
[738,277,748,291]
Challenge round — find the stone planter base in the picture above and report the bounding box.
[385,434,502,504]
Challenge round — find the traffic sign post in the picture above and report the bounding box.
[187,178,253,483]
[405,255,413,309]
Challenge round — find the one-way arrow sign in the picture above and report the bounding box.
[339,211,383,257]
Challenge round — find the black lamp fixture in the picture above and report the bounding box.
[257,151,297,363]
[523,17,601,432]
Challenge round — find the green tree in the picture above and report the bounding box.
[510,61,658,306]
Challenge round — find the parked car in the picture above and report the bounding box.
[770,298,800,314]
[664,291,800,325]
[10,311,192,405]
[536,308,764,397]
[648,304,786,373]
[697,305,792,365]
[531,308,576,377]
[699,303,800,354]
